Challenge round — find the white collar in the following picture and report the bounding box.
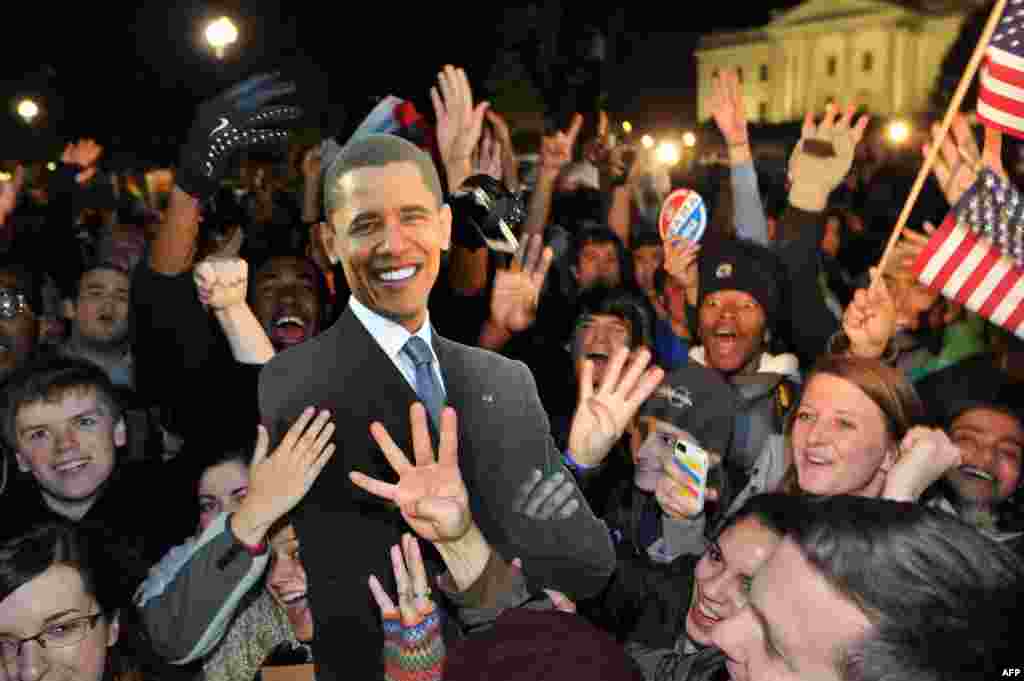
[348,295,437,364]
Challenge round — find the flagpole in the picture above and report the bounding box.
[876,0,1008,276]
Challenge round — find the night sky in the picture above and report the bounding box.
[1,1,801,165]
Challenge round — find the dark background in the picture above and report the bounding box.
[0,1,980,165]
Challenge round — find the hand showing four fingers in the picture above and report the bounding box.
[350,404,472,544]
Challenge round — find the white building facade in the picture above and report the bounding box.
[695,0,972,124]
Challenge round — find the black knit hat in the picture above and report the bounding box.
[639,361,735,456]
[698,240,782,326]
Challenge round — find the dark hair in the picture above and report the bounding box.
[0,523,158,678]
[789,496,1024,681]
[630,229,663,252]
[68,261,132,302]
[715,492,812,540]
[571,286,653,358]
[571,224,626,271]
[1,356,122,453]
[653,266,671,298]
[0,523,118,609]
[323,134,443,217]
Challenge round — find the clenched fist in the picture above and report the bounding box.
[194,256,249,310]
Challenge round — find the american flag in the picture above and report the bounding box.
[911,169,1024,339]
[978,0,1024,139]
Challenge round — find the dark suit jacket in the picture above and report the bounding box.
[258,305,615,681]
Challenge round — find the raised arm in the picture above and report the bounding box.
[152,73,302,275]
[193,256,275,364]
[710,68,769,246]
[522,114,583,237]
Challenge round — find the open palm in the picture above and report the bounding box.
[490,235,553,333]
[351,404,471,543]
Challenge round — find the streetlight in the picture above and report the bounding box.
[205,16,238,59]
[641,134,655,150]
[886,119,911,146]
[16,99,39,124]
[622,120,633,134]
[682,131,697,148]
[655,141,681,166]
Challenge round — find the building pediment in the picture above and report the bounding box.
[768,0,916,27]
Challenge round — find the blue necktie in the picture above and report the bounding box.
[402,336,445,429]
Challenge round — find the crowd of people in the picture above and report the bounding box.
[0,58,1021,681]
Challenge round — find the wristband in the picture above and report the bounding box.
[563,449,600,473]
[227,513,268,556]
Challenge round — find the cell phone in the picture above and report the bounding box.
[672,439,710,509]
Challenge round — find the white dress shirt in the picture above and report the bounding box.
[348,295,447,397]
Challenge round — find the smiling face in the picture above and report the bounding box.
[197,460,249,534]
[790,373,895,498]
[710,538,871,681]
[944,407,1024,510]
[326,162,451,333]
[685,517,781,647]
[251,256,322,350]
[0,565,118,681]
[69,269,131,348]
[13,388,125,521]
[266,524,312,642]
[699,290,766,375]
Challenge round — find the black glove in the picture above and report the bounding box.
[177,72,302,201]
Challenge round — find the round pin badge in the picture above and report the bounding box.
[658,188,707,243]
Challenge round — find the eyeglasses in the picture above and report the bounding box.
[0,612,103,661]
[0,289,29,320]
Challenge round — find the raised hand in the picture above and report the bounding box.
[178,72,302,201]
[788,103,870,211]
[843,267,897,359]
[568,347,665,467]
[194,256,248,310]
[61,139,103,184]
[368,534,444,680]
[512,469,580,521]
[431,64,489,188]
[539,113,584,175]
[350,404,471,544]
[301,145,321,182]
[485,109,519,191]
[710,68,749,147]
[473,130,503,181]
[883,427,963,502]
[664,237,701,290]
[488,234,554,334]
[231,408,336,546]
[925,112,1005,207]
